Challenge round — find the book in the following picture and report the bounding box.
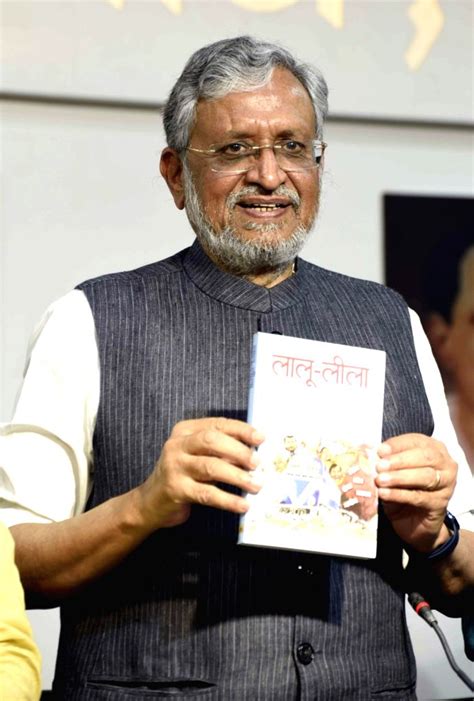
[238,332,386,559]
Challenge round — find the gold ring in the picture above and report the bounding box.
[427,470,441,491]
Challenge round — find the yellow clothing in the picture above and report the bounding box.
[0,522,41,701]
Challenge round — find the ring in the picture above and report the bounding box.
[427,469,441,491]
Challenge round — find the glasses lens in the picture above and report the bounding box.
[276,141,323,172]
[209,141,324,174]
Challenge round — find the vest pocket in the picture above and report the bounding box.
[86,678,217,697]
[370,679,416,699]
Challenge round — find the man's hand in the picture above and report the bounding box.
[375,433,458,553]
[137,417,265,531]
[11,417,265,601]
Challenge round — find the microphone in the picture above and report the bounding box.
[408,592,437,626]
[408,592,474,692]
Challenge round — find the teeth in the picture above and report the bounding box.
[243,203,284,210]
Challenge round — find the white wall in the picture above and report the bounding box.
[1,0,473,695]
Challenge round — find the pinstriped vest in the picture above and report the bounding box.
[54,241,433,700]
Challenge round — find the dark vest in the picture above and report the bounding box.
[54,242,433,700]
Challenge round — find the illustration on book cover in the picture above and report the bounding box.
[239,332,386,559]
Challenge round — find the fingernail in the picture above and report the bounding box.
[376,459,391,471]
[252,430,265,442]
[250,452,260,468]
[378,443,392,456]
[377,472,390,483]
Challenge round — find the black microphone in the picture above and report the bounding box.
[408,592,474,692]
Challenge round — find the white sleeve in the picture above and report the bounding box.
[0,290,99,526]
[409,309,474,522]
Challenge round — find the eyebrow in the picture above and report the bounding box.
[215,129,308,142]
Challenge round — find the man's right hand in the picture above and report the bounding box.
[137,418,265,530]
[10,418,264,601]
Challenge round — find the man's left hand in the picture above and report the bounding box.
[375,433,458,553]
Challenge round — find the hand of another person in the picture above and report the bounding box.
[137,417,264,531]
[375,433,458,553]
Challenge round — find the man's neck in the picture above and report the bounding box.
[245,261,295,288]
[195,237,297,289]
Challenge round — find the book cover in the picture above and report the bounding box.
[238,332,386,559]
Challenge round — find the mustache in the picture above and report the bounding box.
[226,185,301,210]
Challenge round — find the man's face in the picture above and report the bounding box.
[284,435,298,453]
[179,69,321,274]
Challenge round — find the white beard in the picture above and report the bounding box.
[182,162,316,277]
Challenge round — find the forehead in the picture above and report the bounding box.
[190,68,316,144]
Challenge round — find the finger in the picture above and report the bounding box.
[172,417,265,446]
[378,433,431,455]
[377,486,447,510]
[182,429,261,470]
[376,466,445,492]
[377,434,451,465]
[186,480,252,514]
[376,446,443,473]
[186,455,262,494]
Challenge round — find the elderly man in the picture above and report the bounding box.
[1,37,473,700]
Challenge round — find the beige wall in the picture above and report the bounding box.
[3,0,473,122]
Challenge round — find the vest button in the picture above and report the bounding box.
[296,642,314,665]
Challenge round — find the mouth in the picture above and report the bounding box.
[236,199,293,216]
[239,203,289,211]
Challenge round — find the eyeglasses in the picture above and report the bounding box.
[186,139,326,174]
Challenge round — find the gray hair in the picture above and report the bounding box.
[163,36,329,151]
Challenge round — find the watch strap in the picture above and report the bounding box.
[409,511,460,563]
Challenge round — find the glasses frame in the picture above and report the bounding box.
[185,139,327,174]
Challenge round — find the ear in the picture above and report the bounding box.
[160,148,185,210]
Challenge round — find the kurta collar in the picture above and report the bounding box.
[183,239,306,313]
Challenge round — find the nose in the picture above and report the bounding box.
[244,145,288,190]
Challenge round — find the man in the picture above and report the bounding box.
[422,233,474,661]
[423,233,474,472]
[0,37,473,699]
